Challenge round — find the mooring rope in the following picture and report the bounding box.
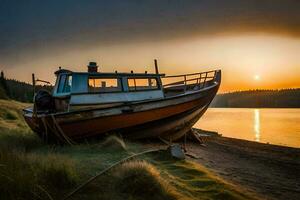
[63,148,165,200]
[50,115,75,145]
[41,116,65,143]
[39,115,75,145]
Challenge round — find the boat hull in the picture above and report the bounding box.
[24,74,220,142]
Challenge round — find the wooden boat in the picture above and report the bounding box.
[23,61,221,143]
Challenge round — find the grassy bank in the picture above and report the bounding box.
[0,99,255,200]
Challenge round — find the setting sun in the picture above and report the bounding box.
[254,75,260,81]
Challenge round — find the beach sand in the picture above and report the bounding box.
[186,133,300,200]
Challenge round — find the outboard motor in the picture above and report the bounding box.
[34,90,55,113]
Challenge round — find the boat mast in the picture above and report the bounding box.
[154,59,159,74]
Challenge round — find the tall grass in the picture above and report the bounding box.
[73,160,182,200]
[0,99,256,200]
[0,149,78,200]
[0,100,79,200]
[0,128,41,151]
[0,128,254,200]
[0,128,79,200]
[112,160,180,200]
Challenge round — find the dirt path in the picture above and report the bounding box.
[186,136,300,200]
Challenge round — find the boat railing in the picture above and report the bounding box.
[162,70,218,93]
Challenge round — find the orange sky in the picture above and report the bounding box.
[1,1,300,92]
[3,34,300,92]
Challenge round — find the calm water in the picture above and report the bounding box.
[194,108,300,148]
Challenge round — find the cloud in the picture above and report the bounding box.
[0,0,299,62]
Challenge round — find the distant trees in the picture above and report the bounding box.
[5,79,35,102]
[211,89,300,108]
[0,71,53,102]
[0,71,9,99]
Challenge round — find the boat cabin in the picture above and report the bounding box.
[35,61,220,113]
[53,69,165,111]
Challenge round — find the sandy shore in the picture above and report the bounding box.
[186,133,300,200]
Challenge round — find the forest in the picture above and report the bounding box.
[210,89,300,108]
[0,71,52,102]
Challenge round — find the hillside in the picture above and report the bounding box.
[5,79,35,102]
[0,73,53,102]
[0,99,29,130]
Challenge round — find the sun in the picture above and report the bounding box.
[254,75,260,81]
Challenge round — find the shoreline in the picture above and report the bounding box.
[186,132,300,200]
[207,132,300,149]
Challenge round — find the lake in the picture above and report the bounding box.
[194,108,300,148]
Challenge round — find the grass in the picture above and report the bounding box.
[0,149,78,200]
[147,153,252,200]
[0,99,257,200]
[112,161,178,200]
[100,135,127,150]
[0,99,29,129]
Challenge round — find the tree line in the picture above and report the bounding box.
[0,71,53,102]
[210,89,300,108]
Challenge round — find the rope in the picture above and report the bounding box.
[63,148,165,200]
[50,115,75,145]
[41,116,65,143]
[40,115,75,145]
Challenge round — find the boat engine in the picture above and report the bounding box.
[34,90,55,113]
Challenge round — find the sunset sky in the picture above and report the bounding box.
[0,0,299,92]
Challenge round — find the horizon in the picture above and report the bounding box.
[1,0,300,92]
[1,70,299,95]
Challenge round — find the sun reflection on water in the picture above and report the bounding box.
[254,109,260,142]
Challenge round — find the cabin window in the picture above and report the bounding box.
[57,74,72,93]
[88,77,122,92]
[128,78,158,91]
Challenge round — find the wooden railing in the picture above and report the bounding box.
[162,70,218,92]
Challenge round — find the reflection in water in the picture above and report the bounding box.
[254,109,260,142]
[195,109,300,148]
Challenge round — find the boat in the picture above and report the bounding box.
[23,61,221,143]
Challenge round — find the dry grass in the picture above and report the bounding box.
[74,160,182,200]
[0,100,79,199]
[146,152,255,200]
[112,160,180,200]
[0,99,256,200]
[0,99,29,129]
[0,148,78,200]
[100,135,127,151]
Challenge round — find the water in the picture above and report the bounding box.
[194,108,300,148]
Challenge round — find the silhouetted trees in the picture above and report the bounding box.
[211,89,300,108]
[0,71,9,99]
[0,72,53,102]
